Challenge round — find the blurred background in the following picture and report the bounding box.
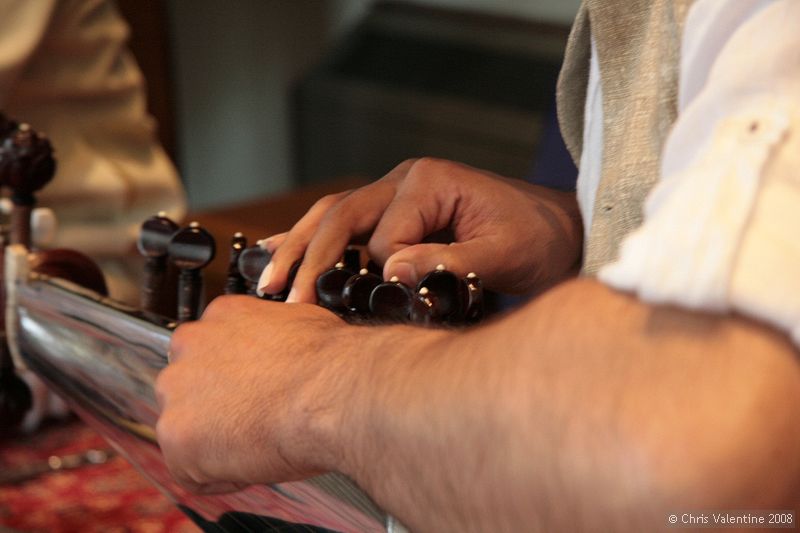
[120,0,581,209]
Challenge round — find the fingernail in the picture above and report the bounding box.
[389,262,418,285]
[286,288,299,303]
[256,238,270,249]
[257,262,273,294]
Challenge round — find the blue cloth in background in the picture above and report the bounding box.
[525,104,577,190]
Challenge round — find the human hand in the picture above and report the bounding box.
[259,158,582,303]
[155,295,356,494]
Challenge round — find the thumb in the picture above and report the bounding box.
[383,242,488,287]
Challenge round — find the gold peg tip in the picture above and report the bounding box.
[359,268,368,275]
[157,211,167,218]
[189,221,200,228]
[390,276,399,283]
[436,264,446,271]
[335,262,345,269]
[467,272,477,279]
[419,287,429,295]
[234,231,243,238]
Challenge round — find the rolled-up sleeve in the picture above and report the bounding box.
[599,0,800,342]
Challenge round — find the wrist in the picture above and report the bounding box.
[325,325,453,482]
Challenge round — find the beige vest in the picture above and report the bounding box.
[557,0,694,274]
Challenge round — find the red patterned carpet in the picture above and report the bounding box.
[0,418,197,533]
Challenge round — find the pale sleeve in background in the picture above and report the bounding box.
[0,0,187,302]
[599,0,800,344]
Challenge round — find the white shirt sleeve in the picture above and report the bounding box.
[598,0,800,342]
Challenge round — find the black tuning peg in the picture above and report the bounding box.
[464,272,484,324]
[342,268,382,316]
[168,222,215,322]
[415,264,466,323]
[369,276,413,322]
[316,262,354,312]
[343,247,361,273]
[410,286,442,325]
[237,245,271,295]
[0,123,56,247]
[224,232,248,295]
[138,212,179,314]
[235,246,301,302]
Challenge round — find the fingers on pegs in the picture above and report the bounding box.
[168,222,216,322]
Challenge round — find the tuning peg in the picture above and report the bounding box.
[316,262,354,312]
[343,247,361,273]
[0,123,56,247]
[138,212,179,314]
[410,286,443,325]
[224,232,248,295]
[236,247,301,301]
[415,264,466,323]
[342,268,382,315]
[168,222,215,322]
[237,245,271,295]
[369,276,413,322]
[464,272,484,324]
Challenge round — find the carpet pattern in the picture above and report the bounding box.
[0,418,197,532]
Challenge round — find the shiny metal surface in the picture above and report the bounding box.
[12,273,387,532]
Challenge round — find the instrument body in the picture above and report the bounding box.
[5,245,389,533]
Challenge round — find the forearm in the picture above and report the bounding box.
[321,279,800,532]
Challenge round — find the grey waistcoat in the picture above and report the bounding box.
[556,0,695,274]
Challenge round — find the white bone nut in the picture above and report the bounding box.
[31,207,58,248]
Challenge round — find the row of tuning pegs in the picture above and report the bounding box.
[316,262,483,326]
[137,213,215,322]
[138,212,484,327]
[231,240,483,326]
